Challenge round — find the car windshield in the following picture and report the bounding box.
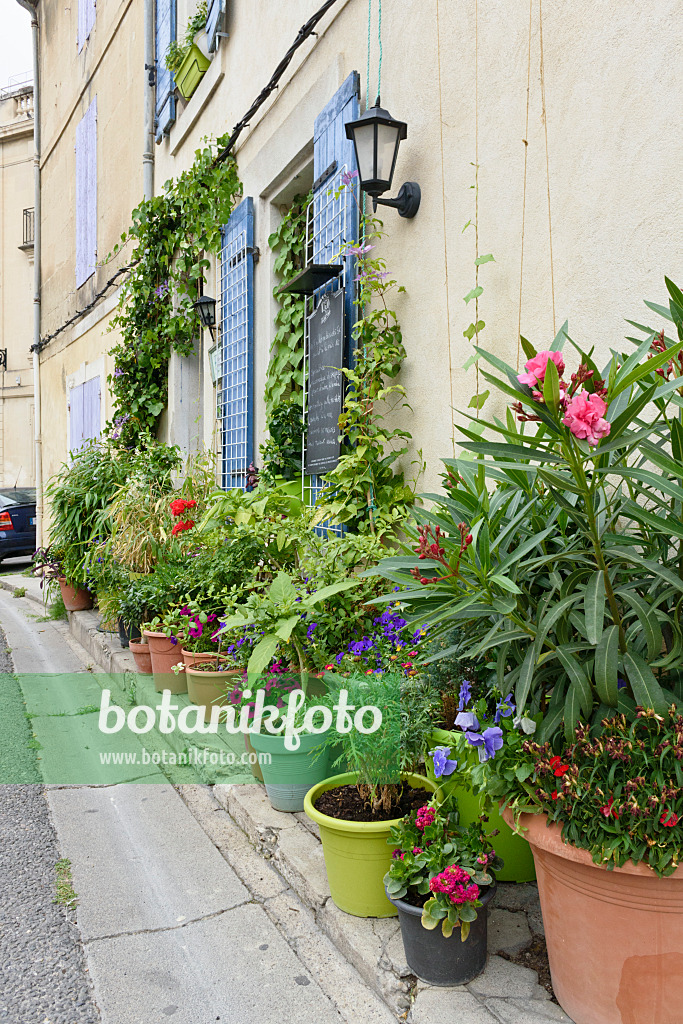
[0,489,36,506]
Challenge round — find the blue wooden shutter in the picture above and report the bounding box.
[205,0,226,53]
[219,197,254,491]
[75,98,97,287]
[83,376,101,442]
[78,0,95,51]
[69,384,84,454]
[155,0,177,141]
[307,73,360,515]
[312,71,360,368]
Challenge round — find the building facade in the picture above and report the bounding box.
[0,79,35,488]
[31,0,683,522]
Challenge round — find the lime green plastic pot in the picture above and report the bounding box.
[427,729,535,883]
[304,771,440,918]
[175,44,210,100]
[249,730,331,812]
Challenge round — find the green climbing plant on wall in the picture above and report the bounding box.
[106,138,242,441]
[260,191,311,483]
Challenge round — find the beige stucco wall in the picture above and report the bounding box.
[154,0,683,493]
[37,0,683,496]
[38,0,144,487]
[0,86,35,487]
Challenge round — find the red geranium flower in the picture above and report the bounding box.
[660,809,679,828]
[549,755,570,777]
[600,796,619,819]
[170,498,198,518]
[171,518,195,537]
[551,790,559,801]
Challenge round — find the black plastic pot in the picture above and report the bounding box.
[118,618,141,649]
[387,883,495,986]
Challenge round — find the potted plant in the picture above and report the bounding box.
[128,636,153,674]
[370,279,683,1021]
[179,605,223,667]
[142,608,187,693]
[237,668,332,812]
[33,546,92,611]
[164,1,210,101]
[383,802,502,985]
[184,630,249,722]
[304,672,440,918]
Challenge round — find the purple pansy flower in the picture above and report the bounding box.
[430,746,458,779]
[454,710,479,733]
[494,692,515,725]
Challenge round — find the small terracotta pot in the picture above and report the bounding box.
[503,807,683,1024]
[181,647,218,669]
[186,664,241,722]
[58,577,92,612]
[143,629,187,693]
[128,639,153,675]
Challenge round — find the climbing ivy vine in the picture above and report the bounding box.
[312,213,423,537]
[106,138,242,441]
[260,192,310,483]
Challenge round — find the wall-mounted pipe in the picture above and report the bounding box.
[143,0,155,199]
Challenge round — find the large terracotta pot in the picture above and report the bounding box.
[58,577,92,611]
[181,647,218,669]
[185,665,241,722]
[503,808,683,1024]
[143,630,187,693]
[128,638,152,675]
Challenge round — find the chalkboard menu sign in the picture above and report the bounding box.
[305,288,345,474]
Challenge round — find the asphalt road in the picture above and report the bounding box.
[0,614,101,1024]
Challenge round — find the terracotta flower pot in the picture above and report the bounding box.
[143,629,187,693]
[128,638,153,674]
[58,577,92,612]
[181,647,218,669]
[503,807,683,1024]
[186,664,241,722]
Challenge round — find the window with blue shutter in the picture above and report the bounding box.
[78,0,96,52]
[219,197,254,491]
[69,376,101,453]
[155,0,177,141]
[205,0,226,53]
[75,98,97,288]
[305,72,360,512]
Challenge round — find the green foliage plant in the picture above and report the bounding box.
[106,141,241,440]
[312,211,423,536]
[261,192,310,483]
[164,0,208,74]
[372,279,683,742]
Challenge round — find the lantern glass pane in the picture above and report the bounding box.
[376,123,400,184]
[353,121,377,184]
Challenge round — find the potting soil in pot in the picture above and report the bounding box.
[315,783,431,823]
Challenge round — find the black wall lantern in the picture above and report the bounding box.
[345,98,421,219]
[193,294,217,341]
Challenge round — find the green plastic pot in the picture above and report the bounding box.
[427,729,535,882]
[249,730,331,812]
[175,44,210,100]
[304,771,440,918]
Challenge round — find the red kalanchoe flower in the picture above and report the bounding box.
[429,865,480,906]
[660,809,679,827]
[415,805,436,831]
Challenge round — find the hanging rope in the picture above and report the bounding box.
[435,0,455,456]
[538,0,556,336]
[377,0,383,100]
[517,0,533,371]
[474,0,480,410]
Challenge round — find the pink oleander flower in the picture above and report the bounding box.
[517,350,565,389]
[563,390,611,446]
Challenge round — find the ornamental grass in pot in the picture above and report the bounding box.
[370,281,683,1022]
[384,802,502,985]
[304,673,440,918]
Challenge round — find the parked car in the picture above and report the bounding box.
[0,488,36,562]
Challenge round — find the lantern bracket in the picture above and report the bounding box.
[373,181,421,219]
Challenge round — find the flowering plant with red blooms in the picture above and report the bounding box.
[485,708,683,877]
[371,279,683,745]
[384,802,502,939]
